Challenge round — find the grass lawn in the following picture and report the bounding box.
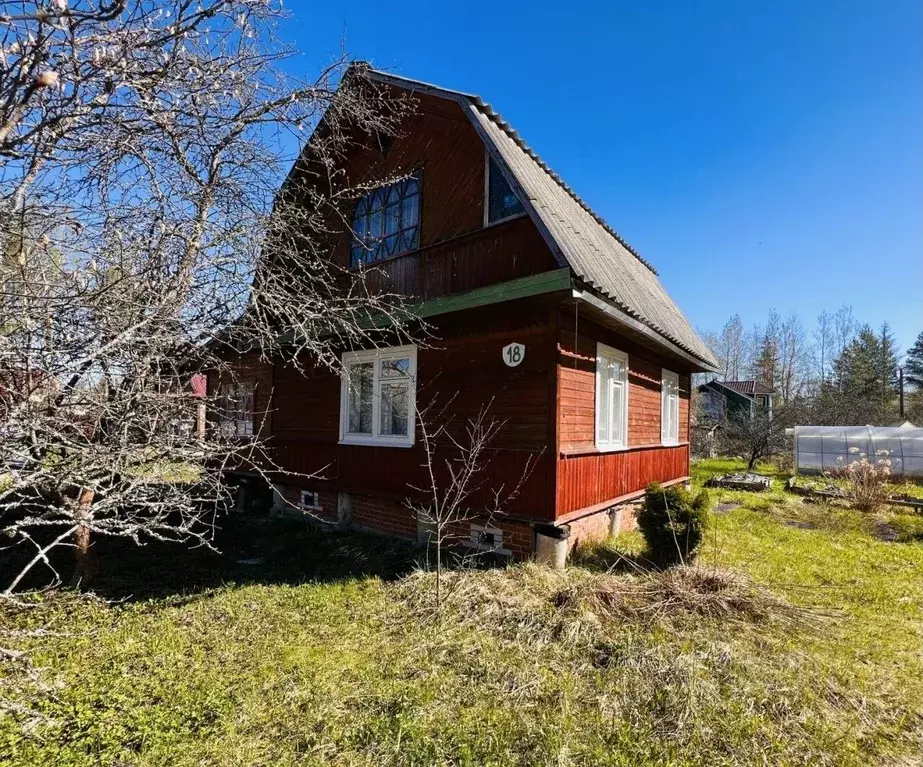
[1,459,922,766]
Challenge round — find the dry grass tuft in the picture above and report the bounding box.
[395,562,820,650]
[576,564,817,625]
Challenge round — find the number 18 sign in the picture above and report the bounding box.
[502,342,525,367]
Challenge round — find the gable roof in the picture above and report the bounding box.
[721,380,775,396]
[363,68,718,371]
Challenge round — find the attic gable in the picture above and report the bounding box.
[364,68,718,371]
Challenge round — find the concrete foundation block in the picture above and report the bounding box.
[534,525,570,569]
[336,492,352,531]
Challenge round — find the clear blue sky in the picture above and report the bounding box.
[284,0,922,356]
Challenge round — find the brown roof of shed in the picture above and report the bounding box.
[364,68,719,370]
[721,380,776,396]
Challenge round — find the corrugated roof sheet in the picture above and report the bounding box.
[366,68,719,369]
[722,380,776,396]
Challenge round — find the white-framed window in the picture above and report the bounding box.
[661,369,680,445]
[218,381,254,438]
[300,490,322,511]
[484,153,525,226]
[595,343,629,451]
[339,344,417,448]
[469,524,504,552]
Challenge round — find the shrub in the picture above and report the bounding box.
[835,449,892,513]
[637,483,711,566]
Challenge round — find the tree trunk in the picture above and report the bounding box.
[70,488,98,589]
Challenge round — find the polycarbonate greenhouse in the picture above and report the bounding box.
[792,425,923,479]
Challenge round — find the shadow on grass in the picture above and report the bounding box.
[0,514,421,602]
[570,538,659,574]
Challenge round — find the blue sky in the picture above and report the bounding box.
[284,0,922,356]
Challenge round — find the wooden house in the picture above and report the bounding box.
[698,379,775,423]
[219,68,718,561]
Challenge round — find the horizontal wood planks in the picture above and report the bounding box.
[554,309,693,517]
[259,301,559,520]
[557,310,691,453]
[556,444,690,517]
[362,216,554,300]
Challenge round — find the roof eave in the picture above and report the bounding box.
[571,286,718,373]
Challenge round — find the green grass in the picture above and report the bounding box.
[2,462,922,766]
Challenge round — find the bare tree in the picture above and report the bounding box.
[718,403,801,471]
[832,305,857,388]
[0,1,411,591]
[776,312,807,403]
[718,315,745,381]
[407,399,537,610]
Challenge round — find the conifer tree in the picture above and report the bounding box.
[905,331,923,388]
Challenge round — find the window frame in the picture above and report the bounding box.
[300,490,322,511]
[483,152,527,227]
[469,524,509,555]
[595,342,630,452]
[218,380,255,439]
[338,344,417,448]
[350,171,422,268]
[661,369,680,446]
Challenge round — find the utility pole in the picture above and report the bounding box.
[899,366,905,420]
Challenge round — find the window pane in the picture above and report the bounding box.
[381,357,410,378]
[611,380,623,444]
[347,362,373,434]
[383,233,399,256]
[487,157,525,223]
[380,382,409,436]
[597,363,611,444]
[401,194,418,227]
[385,202,400,234]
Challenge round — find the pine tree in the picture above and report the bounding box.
[906,331,923,388]
[824,325,898,424]
[878,323,900,394]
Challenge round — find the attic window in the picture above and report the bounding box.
[351,174,420,266]
[485,155,525,225]
[375,130,395,155]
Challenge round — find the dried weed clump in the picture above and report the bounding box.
[396,562,819,650]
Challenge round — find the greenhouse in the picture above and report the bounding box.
[791,425,923,479]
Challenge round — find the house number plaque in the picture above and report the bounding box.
[502,342,525,368]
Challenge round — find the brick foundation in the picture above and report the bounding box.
[565,501,640,554]
[349,493,418,539]
[267,483,639,563]
[275,484,338,523]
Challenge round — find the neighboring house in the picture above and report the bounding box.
[218,67,718,560]
[698,379,775,423]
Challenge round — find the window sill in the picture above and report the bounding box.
[595,443,629,453]
[561,442,690,458]
[339,437,415,449]
[484,211,528,229]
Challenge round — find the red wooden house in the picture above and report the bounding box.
[221,68,718,561]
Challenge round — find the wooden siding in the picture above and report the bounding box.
[556,444,690,517]
[361,215,554,299]
[266,301,558,521]
[554,309,692,517]
[557,310,691,453]
[293,90,560,300]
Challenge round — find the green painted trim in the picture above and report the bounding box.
[411,268,572,319]
[278,268,573,342]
